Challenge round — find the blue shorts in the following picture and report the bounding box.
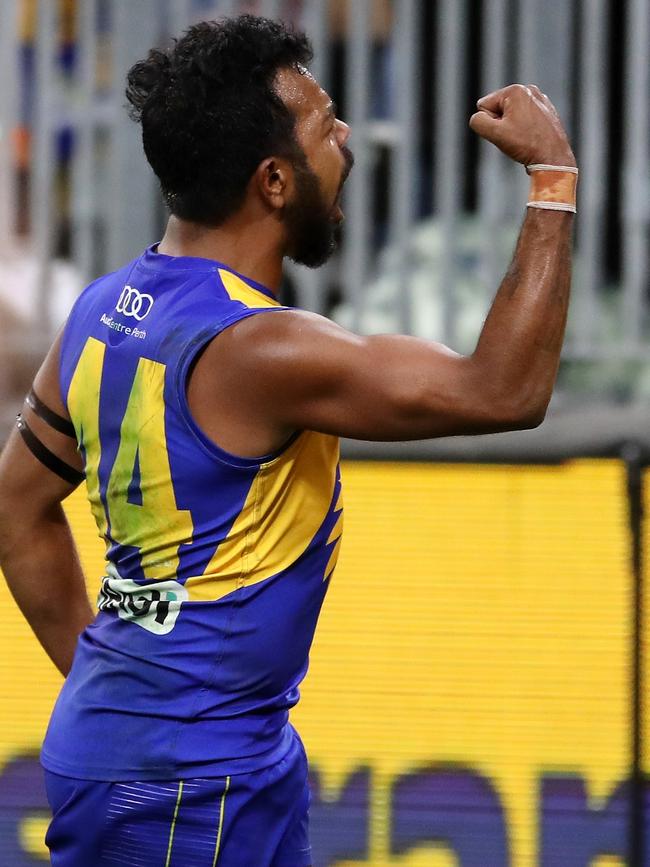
[44,731,311,867]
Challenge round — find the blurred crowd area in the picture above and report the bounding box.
[0,0,648,439]
[5,0,393,256]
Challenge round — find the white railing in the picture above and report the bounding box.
[0,0,648,372]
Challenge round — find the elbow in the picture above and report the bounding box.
[494,392,550,431]
[512,406,547,430]
[462,357,552,434]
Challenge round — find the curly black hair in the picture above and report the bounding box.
[126,15,313,226]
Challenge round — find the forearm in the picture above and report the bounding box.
[0,503,94,676]
[472,207,573,420]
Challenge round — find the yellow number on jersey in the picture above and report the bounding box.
[107,356,193,579]
[69,338,193,579]
[67,336,108,542]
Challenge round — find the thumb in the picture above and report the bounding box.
[469,108,502,143]
[476,88,506,116]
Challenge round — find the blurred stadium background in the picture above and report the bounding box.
[0,0,649,864]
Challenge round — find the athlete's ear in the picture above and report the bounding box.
[255,157,292,211]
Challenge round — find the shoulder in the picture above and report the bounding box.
[200,307,364,387]
[193,308,372,424]
[217,307,362,358]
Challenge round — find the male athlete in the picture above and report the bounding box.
[0,15,577,867]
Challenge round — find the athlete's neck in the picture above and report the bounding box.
[157,214,284,295]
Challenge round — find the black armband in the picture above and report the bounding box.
[16,414,85,486]
[26,388,77,438]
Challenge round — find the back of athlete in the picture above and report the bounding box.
[0,13,577,867]
[42,246,342,780]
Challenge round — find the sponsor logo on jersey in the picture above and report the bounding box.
[116,285,154,320]
[97,571,187,634]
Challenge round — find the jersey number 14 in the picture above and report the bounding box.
[67,336,193,581]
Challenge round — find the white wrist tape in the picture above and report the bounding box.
[526,164,579,213]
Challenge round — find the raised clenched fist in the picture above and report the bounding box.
[469,84,576,168]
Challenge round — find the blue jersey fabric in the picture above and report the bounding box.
[41,246,343,781]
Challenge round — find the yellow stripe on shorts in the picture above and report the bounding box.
[164,781,184,867]
[212,776,231,867]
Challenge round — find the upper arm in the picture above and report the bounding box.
[218,310,534,442]
[0,332,83,520]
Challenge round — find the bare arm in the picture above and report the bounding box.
[195,84,575,448]
[0,335,93,676]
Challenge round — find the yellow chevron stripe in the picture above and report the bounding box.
[186,432,339,601]
[324,536,342,582]
[219,269,280,308]
[327,511,344,545]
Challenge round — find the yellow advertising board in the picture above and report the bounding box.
[0,460,637,865]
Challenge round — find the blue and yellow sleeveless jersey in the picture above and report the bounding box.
[41,246,343,781]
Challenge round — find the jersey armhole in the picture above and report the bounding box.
[175,306,301,470]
